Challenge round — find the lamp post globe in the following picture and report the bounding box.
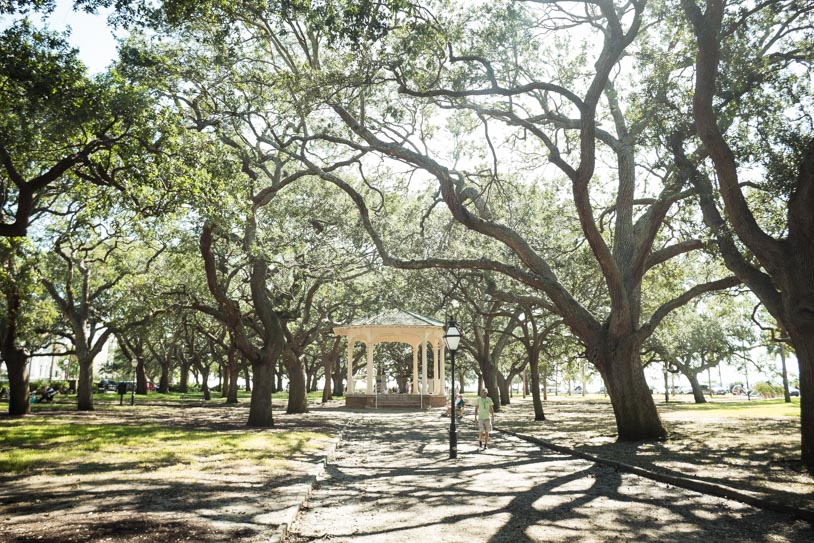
[443,317,461,459]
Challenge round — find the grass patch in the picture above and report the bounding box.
[663,398,800,418]
[0,415,330,475]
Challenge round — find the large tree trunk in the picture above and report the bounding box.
[779,341,791,403]
[598,342,666,441]
[225,348,239,404]
[248,360,275,426]
[5,347,30,416]
[243,367,251,392]
[201,367,211,401]
[322,357,334,403]
[332,360,344,397]
[496,370,510,406]
[687,372,707,404]
[75,343,94,411]
[787,324,814,468]
[226,364,239,404]
[179,360,190,393]
[285,351,308,414]
[478,361,500,412]
[529,352,545,421]
[221,362,229,398]
[136,358,147,395]
[159,359,170,393]
[274,359,284,393]
[457,368,466,394]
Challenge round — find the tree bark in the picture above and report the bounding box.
[787,323,814,467]
[285,350,308,414]
[200,365,211,401]
[159,361,170,393]
[75,341,94,411]
[243,367,251,392]
[4,346,31,415]
[687,372,707,404]
[135,358,147,395]
[529,351,545,421]
[179,359,190,393]
[225,346,239,404]
[496,370,510,406]
[322,357,334,403]
[248,359,275,427]
[780,342,791,403]
[597,341,667,441]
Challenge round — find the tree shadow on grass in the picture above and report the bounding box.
[499,399,813,511]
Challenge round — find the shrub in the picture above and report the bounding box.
[753,382,782,398]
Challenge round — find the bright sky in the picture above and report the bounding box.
[47,1,118,73]
[0,0,118,74]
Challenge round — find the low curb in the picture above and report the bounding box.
[499,427,814,525]
[268,421,348,543]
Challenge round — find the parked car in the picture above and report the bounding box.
[97,379,117,392]
[712,386,728,395]
[789,387,800,397]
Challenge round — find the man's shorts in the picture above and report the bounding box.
[478,417,492,432]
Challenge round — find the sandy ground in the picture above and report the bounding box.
[2,396,812,542]
[286,406,814,543]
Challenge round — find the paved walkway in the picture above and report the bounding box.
[286,409,813,543]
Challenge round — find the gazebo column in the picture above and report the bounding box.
[439,341,445,396]
[412,344,418,394]
[422,335,428,394]
[366,341,375,394]
[346,338,355,394]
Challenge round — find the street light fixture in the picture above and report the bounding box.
[443,317,461,459]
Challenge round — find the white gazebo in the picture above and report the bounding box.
[333,309,447,408]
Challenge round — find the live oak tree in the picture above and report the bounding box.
[262,1,741,441]
[121,0,751,441]
[674,0,814,468]
[39,208,164,410]
[0,237,57,415]
[649,300,745,404]
[0,21,176,238]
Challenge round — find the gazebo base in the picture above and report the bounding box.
[345,394,446,409]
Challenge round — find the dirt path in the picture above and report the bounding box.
[286,410,814,543]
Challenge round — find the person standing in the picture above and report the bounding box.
[474,388,495,449]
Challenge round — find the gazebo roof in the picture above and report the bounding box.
[346,309,444,328]
[333,309,446,346]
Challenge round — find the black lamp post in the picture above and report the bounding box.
[444,317,461,459]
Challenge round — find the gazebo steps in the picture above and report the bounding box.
[345,394,446,409]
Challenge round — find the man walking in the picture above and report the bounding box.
[474,388,495,450]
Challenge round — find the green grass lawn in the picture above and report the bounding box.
[0,413,330,475]
[663,397,801,418]
[41,389,327,405]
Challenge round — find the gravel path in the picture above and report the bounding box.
[286,409,814,543]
